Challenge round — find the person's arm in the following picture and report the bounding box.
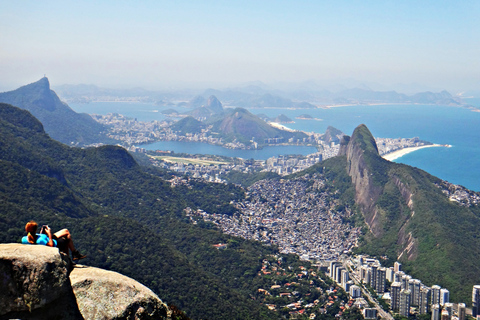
[45,226,55,247]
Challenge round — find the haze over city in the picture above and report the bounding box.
[1,0,479,93]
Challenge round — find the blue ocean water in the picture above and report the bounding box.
[70,102,480,191]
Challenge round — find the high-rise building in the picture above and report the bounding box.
[441,310,450,320]
[394,271,404,283]
[360,265,371,284]
[399,289,411,317]
[431,304,440,320]
[419,286,431,314]
[376,267,386,293]
[473,285,480,317]
[358,255,364,267]
[458,303,466,320]
[341,269,350,288]
[350,285,362,298]
[363,308,377,319]
[370,265,378,290]
[334,266,345,283]
[386,267,395,282]
[409,279,421,306]
[391,282,402,311]
[394,261,402,272]
[440,288,450,306]
[402,274,412,290]
[431,285,441,305]
[444,302,453,320]
[345,280,354,293]
[329,261,340,279]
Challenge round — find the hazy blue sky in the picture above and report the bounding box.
[1,1,479,91]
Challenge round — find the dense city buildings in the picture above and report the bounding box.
[473,285,480,317]
[325,255,479,320]
[200,173,360,261]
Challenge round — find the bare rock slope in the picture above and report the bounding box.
[70,265,169,320]
[0,244,170,320]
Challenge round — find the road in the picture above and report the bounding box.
[344,259,394,320]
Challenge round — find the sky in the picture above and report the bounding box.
[1,0,479,92]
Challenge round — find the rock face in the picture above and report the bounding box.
[0,243,82,320]
[342,124,385,236]
[70,265,169,320]
[339,124,419,259]
[0,244,170,320]
[205,95,224,114]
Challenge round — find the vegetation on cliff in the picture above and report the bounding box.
[310,124,480,303]
[0,103,349,319]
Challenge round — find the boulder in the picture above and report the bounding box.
[0,243,82,320]
[0,244,171,320]
[70,265,170,320]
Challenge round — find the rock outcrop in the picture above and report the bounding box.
[0,244,170,320]
[70,265,169,320]
[342,124,385,236]
[339,124,419,259]
[0,243,82,320]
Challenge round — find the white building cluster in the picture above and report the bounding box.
[328,256,479,320]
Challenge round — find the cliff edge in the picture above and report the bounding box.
[342,124,387,237]
[0,244,170,320]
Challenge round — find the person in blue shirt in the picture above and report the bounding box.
[22,220,86,261]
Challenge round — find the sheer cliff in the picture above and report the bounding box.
[326,124,480,302]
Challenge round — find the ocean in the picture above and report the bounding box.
[70,100,480,191]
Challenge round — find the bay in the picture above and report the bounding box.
[70,101,480,191]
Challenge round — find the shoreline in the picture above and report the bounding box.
[382,144,450,161]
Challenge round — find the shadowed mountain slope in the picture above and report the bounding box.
[0,77,113,146]
[210,107,306,144]
[0,103,280,319]
[317,124,480,302]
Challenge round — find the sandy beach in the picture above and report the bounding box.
[268,122,297,132]
[382,144,448,161]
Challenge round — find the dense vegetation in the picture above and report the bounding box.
[307,125,480,303]
[0,103,275,319]
[0,103,355,319]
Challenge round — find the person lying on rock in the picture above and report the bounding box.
[21,220,86,261]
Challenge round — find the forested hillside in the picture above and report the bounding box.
[0,103,279,319]
[1,103,356,319]
[304,125,480,303]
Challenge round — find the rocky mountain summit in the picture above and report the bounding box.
[332,124,480,302]
[0,78,112,146]
[0,244,170,320]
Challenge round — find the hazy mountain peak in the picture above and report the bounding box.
[206,95,223,114]
[349,124,379,156]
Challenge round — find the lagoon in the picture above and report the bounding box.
[70,101,480,191]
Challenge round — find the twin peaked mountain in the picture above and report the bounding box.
[329,124,480,302]
[1,78,480,305]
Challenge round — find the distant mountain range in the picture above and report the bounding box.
[174,95,307,146]
[53,81,468,108]
[0,78,114,146]
[2,78,480,306]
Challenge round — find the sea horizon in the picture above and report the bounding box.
[70,101,480,192]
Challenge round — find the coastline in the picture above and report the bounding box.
[382,144,449,161]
